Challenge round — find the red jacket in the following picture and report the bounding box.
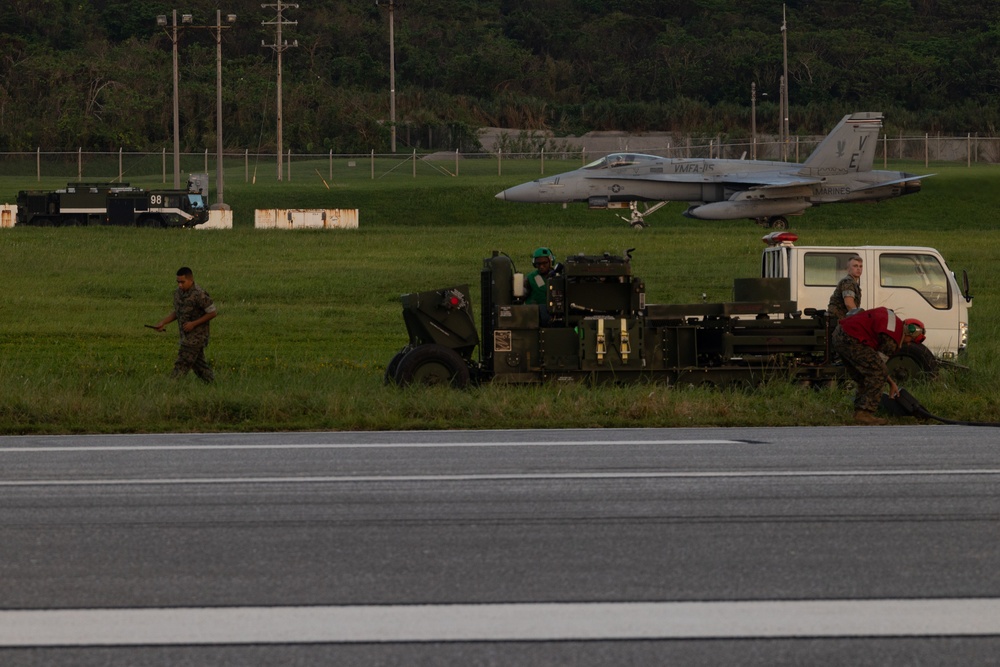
[839,307,904,350]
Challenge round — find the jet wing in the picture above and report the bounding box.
[585,169,822,192]
[851,174,933,191]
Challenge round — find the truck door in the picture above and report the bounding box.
[874,251,958,356]
[107,198,134,225]
[796,251,862,313]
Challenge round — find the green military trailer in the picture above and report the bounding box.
[384,249,874,388]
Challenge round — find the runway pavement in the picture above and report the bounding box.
[1,426,998,665]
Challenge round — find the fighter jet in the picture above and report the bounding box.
[496,112,929,229]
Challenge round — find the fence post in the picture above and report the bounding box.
[541,147,545,174]
[412,149,416,178]
[37,147,40,182]
[162,147,166,183]
[455,149,459,177]
[925,133,929,168]
[371,150,375,180]
[498,149,502,177]
[287,149,291,182]
[329,149,333,181]
[245,149,249,183]
[883,135,887,169]
[119,147,123,182]
[204,149,208,174]
[78,148,82,180]
[968,133,971,168]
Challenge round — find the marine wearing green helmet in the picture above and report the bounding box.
[525,247,555,306]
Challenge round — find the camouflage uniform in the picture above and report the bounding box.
[832,307,903,413]
[827,275,861,321]
[172,284,216,382]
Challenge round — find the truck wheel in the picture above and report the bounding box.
[393,344,470,388]
[138,215,164,228]
[383,347,411,386]
[888,342,938,382]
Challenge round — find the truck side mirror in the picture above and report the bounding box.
[962,269,973,303]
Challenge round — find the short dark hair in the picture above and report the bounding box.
[176,267,193,277]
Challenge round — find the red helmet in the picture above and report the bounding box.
[903,318,926,345]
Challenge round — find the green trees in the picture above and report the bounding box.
[0,0,998,153]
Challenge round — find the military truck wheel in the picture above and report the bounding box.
[393,344,470,388]
[888,342,938,382]
[383,347,411,386]
[138,215,164,228]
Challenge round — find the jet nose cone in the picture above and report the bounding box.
[496,181,542,203]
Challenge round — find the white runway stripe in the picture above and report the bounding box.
[1,469,998,487]
[2,599,999,646]
[0,439,739,453]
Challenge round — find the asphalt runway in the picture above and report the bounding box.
[1,426,998,665]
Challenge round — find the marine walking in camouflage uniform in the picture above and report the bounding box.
[832,306,920,425]
[154,267,218,382]
[827,255,863,321]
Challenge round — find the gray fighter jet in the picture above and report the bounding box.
[496,112,929,228]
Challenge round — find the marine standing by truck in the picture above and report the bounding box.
[827,255,863,321]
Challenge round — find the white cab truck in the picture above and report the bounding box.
[761,232,971,361]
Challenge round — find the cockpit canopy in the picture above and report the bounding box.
[583,153,663,170]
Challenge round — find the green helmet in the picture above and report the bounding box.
[532,247,554,265]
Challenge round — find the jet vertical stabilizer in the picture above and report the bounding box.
[800,112,883,175]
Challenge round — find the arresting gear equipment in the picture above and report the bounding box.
[596,319,606,364]
[619,318,631,363]
[594,318,632,365]
[881,388,1000,427]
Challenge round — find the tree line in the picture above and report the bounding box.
[1,0,998,153]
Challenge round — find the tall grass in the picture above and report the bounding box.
[0,164,997,433]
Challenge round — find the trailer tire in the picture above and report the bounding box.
[888,342,938,382]
[383,347,411,386]
[393,344,470,388]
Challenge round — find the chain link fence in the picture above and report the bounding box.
[1,133,996,186]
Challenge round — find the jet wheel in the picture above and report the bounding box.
[768,216,789,230]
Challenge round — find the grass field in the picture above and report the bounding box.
[0,161,997,434]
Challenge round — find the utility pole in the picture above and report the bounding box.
[781,3,790,161]
[377,0,397,153]
[262,1,299,181]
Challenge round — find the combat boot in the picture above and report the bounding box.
[854,410,888,426]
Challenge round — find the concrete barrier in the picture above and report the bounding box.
[254,209,359,229]
[1,204,15,228]
[195,209,233,230]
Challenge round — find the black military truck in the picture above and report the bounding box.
[15,182,209,228]
[385,249,930,388]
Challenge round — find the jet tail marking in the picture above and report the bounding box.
[801,112,883,175]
